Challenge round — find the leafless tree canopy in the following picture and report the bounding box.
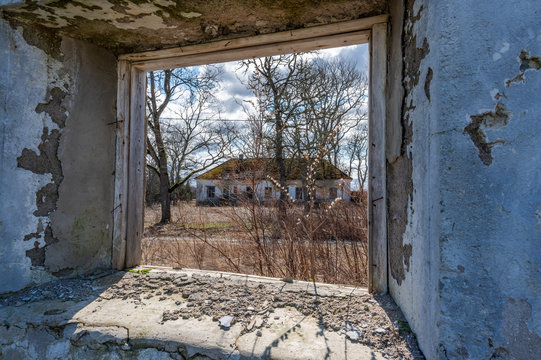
[239,53,369,194]
[146,67,235,223]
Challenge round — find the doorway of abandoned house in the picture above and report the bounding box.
[140,44,370,287]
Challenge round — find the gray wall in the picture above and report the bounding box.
[0,18,117,293]
[386,0,440,358]
[388,1,541,359]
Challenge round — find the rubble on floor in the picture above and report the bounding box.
[0,268,424,359]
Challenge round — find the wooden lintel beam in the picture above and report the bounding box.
[132,30,371,71]
[120,14,388,66]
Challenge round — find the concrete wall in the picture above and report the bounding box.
[387,1,541,359]
[0,19,117,293]
[386,0,439,358]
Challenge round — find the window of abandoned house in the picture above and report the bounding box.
[222,186,230,199]
[295,187,304,201]
[143,44,369,286]
[264,187,273,199]
[245,186,254,200]
[329,187,338,199]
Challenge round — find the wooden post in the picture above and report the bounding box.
[112,60,130,269]
[368,22,388,293]
[125,66,147,268]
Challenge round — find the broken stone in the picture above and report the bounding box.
[342,322,357,331]
[219,315,234,329]
[346,330,362,341]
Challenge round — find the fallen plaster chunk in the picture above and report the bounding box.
[346,330,362,341]
[219,315,234,329]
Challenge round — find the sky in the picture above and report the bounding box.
[162,43,369,121]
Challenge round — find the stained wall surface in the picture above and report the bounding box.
[1,0,386,55]
[0,19,117,293]
[387,1,541,359]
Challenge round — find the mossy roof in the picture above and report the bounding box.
[196,158,350,181]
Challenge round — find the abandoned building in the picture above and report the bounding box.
[195,158,351,205]
[0,0,540,359]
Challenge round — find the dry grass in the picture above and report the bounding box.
[142,198,368,286]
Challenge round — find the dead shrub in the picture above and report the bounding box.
[142,198,368,286]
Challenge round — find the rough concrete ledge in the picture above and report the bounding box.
[0,268,423,359]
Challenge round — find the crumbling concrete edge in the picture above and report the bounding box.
[0,319,232,360]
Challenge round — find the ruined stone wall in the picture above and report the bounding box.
[0,18,117,293]
[387,1,541,359]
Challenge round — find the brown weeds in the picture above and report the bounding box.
[142,199,368,286]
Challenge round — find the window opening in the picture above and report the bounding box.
[264,187,273,199]
[141,43,369,287]
[329,187,338,200]
[245,186,253,200]
[222,186,230,199]
[295,187,304,201]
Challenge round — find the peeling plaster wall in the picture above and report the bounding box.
[0,18,117,293]
[388,1,541,359]
[386,1,439,358]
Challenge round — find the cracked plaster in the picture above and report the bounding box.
[0,16,117,292]
[1,0,387,55]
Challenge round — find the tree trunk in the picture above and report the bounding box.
[156,118,171,223]
[275,118,287,220]
[159,172,171,223]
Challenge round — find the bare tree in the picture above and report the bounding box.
[146,66,233,223]
[240,54,310,217]
[344,122,369,191]
[292,58,368,166]
[240,54,368,204]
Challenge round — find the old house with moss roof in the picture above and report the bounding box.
[195,157,351,205]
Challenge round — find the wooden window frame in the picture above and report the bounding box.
[112,15,389,293]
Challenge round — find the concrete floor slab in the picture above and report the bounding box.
[0,268,423,359]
